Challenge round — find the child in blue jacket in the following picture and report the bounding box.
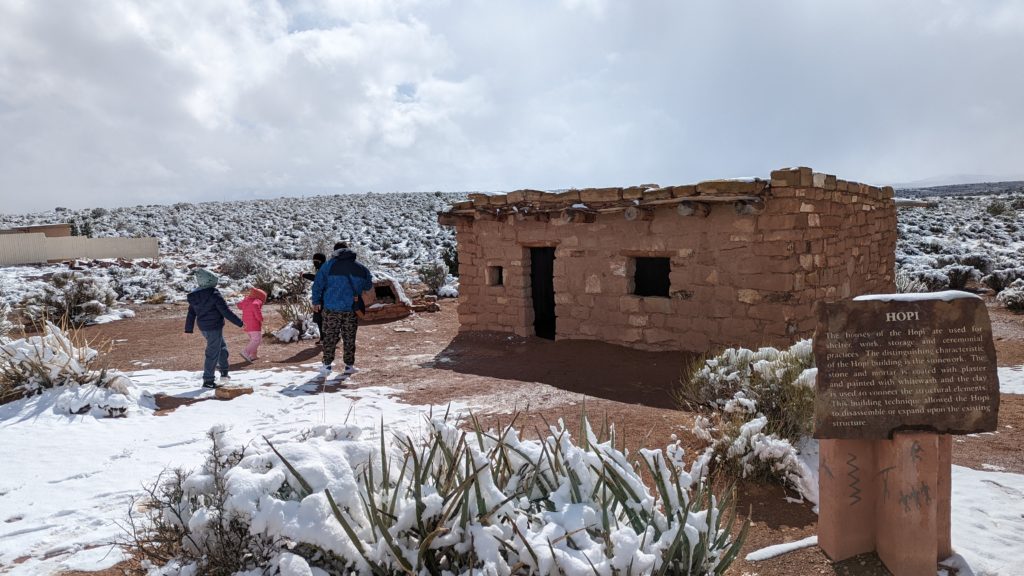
[185,269,244,388]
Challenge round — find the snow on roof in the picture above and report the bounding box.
[852,290,981,302]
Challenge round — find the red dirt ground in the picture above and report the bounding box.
[62,298,1023,576]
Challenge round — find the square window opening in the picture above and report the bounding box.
[633,257,670,297]
[487,266,504,286]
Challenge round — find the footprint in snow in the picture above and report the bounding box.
[48,471,99,484]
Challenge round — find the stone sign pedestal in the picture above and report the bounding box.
[821,434,952,575]
[814,292,999,576]
[818,439,876,560]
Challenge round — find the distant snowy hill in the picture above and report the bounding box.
[897,180,1024,198]
[0,191,468,277]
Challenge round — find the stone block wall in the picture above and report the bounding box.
[447,167,896,352]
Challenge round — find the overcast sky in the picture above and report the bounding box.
[1,0,1022,213]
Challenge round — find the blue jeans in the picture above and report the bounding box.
[201,329,229,382]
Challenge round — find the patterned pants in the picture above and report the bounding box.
[322,310,359,367]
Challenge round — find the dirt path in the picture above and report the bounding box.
[68,299,1023,576]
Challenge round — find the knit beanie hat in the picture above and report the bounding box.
[194,268,219,289]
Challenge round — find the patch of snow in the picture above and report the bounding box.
[999,365,1024,394]
[0,367,462,574]
[89,308,135,324]
[949,465,1024,575]
[745,535,818,561]
[853,290,980,302]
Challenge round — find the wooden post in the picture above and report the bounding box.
[819,439,877,561]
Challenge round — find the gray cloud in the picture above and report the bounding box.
[1,0,1022,213]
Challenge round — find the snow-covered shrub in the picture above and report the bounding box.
[996,279,1024,312]
[0,322,142,415]
[273,296,318,342]
[680,341,817,496]
[986,199,1009,216]
[220,245,265,279]
[250,267,301,301]
[982,267,1024,294]
[942,264,980,290]
[906,268,950,291]
[0,297,13,340]
[958,253,994,275]
[125,428,278,573]
[441,244,459,276]
[416,260,448,294]
[19,271,117,326]
[133,416,748,575]
[895,270,930,293]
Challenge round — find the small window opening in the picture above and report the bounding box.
[487,266,504,286]
[633,257,670,297]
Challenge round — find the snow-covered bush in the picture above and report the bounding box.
[982,267,1024,294]
[441,244,459,277]
[19,271,117,326]
[273,296,318,342]
[941,264,980,290]
[0,322,142,416]
[895,270,930,293]
[0,297,13,340]
[906,268,950,291]
[986,199,1009,216]
[680,341,817,496]
[416,260,448,294]
[996,279,1024,312]
[220,245,265,279]
[132,416,748,576]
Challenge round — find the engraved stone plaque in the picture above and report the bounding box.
[813,291,999,439]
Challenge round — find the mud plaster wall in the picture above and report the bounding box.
[453,172,896,352]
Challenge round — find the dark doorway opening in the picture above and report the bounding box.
[374,284,396,303]
[530,247,556,339]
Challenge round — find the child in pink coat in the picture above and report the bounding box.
[237,287,266,362]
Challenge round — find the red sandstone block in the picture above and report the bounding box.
[770,168,801,186]
[751,242,795,257]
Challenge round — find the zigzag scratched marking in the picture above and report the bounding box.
[847,453,862,505]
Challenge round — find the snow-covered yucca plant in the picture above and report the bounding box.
[0,321,128,409]
[0,298,13,340]
[680,341,817,499]
[19,271,117,326]
[133,415,748,576]
[996,279,1024,312]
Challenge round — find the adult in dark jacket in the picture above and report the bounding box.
[312,243,373,375]
[301,252,327,341]
[185,269,244,388]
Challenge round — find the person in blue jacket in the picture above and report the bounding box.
[312,242,373,376]
[184,269,244,388]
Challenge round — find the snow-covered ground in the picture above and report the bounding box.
[897,194,1024,292]
[999,365,1024,394]
[0,367,462,575]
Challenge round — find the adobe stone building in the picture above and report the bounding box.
[439,167,896,352]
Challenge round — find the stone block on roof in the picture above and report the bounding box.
[579,187,622,203]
